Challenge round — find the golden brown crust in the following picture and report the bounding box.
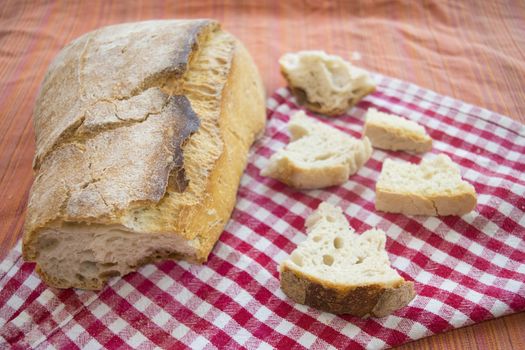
[375,189,477,216]
[116,30,242,241]
[431,191,478,216]
[27,97,198,229]
[375,190,437,216]
[364,123,432,153]
[33,20,217,170]
[184,41,266,261]
[280,265,415,317]
[263,156,351,190]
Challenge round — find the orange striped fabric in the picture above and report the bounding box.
[0,1,523,349]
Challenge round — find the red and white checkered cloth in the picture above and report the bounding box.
[1,74,524,349]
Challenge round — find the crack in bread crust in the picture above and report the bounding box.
[121,30,239,238]
[33,19,217,170]
[25,95,200,242]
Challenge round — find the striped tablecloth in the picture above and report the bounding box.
[1,74,524,349]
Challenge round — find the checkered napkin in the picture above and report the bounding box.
[1,74,525,349]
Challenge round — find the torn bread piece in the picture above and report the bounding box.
[364,108,432,153]
[280,202,415,317]
[279,51,375,116]
[261,111,372,189]
[376,154,477,216]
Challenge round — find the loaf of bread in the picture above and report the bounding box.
[23,20,266,289]
[279,51,376,116]
[376,154,477,216]
[280,203,415,317]
[261,111,372,189]
[364,108,432,153]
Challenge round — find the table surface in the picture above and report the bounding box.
[0,1,524,348]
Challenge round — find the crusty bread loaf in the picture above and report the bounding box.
[23,20,266,290]
[279,51,375,116]
[280,202,415,317]
[261,111,372,189]
[364,108,432,153]
[376,154,477,216]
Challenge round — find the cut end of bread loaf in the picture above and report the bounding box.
[376,154,477,216]
[32,224,203,290]
[279,51,375,116]
[364,108,432,153]
[261,111,372,189]
[280,202,415,317]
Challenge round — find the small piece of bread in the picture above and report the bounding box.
[280,202,415,317]
[376,154,477,216]
[364,108,432,153]
[261,111,372,189]
[279,51,376,116]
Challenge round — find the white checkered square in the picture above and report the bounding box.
[108,319,128,334]
[84,338,103,349]
[151,309,171,328]
[133,297,150,313]
[189,336,210,349]
[275,319,294,335]
[406,322,430,340]
[431,250,449,264]
[490,300,510,316]
[67,323,85,340]
[171,323,190,339]
[407,237,425,251]
[194,301,213,318]
[504,279,522,293]
[465,290,484,304]
[8,295,24,310]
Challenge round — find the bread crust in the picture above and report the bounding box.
[23,20,266,289]
[263,156,351,190]
[188,41,266,261]
[376,187,477,216]
[280,265,415,317]
[32,20,217,170]
[364,122,432,153]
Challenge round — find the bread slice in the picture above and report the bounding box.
[364,108,432,153]
[376,154,477,216]
[261,111,372,189]
[280,202,415,317]
[279,51,375,116]
[23,20,266,290]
